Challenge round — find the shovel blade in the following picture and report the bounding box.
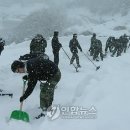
[10,110,29,122]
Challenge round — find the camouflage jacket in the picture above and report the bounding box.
[69,38,82,53]
[51,37,62,53]
[22,57,59,100]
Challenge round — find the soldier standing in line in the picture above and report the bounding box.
[69,34,82,67]
[51,31,62,66]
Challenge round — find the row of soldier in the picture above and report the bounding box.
[1,32,130,68]
[23,32,130,67]
[105,34,129,57]
[89,33,130,62]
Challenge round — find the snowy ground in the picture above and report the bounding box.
[0,35,130,130]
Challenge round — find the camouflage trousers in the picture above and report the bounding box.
[53,51,59,66]
[93,49,103,61]
[70,52,79,65]
[112,47,122,57]
[89,47,94,56]
[105,45,113,53]
[122,45,127,53]
[40,69,61,111]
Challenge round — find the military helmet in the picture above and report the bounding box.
[11,60,25,72]
[73,33,77,37]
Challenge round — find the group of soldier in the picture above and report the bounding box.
[105,34,129,57]
[19,31,62,66]
[1,32,130,66]
[20,32,130,68]
[19,31,83,68]
[89,33,130,61]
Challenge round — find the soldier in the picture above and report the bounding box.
[120,34,129,53]
[0,38,5,55]
[111,38,122,57]
[93,39,103,61]
[89,33,97,56]
[11,57,61,119]
[69,34,82,67]
[51,31,62,66]
[105,36,115,54]
[30,34,47,54]
[19,34,48,61]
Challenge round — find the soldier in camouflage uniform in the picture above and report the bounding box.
[111,38,122,57]
[119,34,129,53]
[30,34,47,54]
[89,33,97,56]
[11,57,61,119]
[19,34,48,61]
[93,39,103,61]
[69,34,82,67]
[0,38,5,55]
[51,31,62,66]
[105,36,115,54]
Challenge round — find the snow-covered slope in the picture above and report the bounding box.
[0,34,130,130]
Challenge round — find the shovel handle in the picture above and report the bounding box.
[20,80,26,111]
[20,102,23,111]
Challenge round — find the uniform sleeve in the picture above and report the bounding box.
[43,39,47,48]
[58,42,62,48]
[51,38,55,49]
[52,38,61,50]
[77,41,82,51]
[22,77,37,100]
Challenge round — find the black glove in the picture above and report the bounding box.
[20,96,24,102]
[23,75,28,81]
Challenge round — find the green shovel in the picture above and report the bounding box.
[10,80,30,122]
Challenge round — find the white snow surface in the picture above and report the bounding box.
[0,35,130,130]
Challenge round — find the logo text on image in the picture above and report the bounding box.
[47,105,97,120]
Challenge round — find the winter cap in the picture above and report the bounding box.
[35,34,43,39]
[73,33,77,37]
[93,33,96,37]
[54,31,59,36]
[11,60,25,72]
